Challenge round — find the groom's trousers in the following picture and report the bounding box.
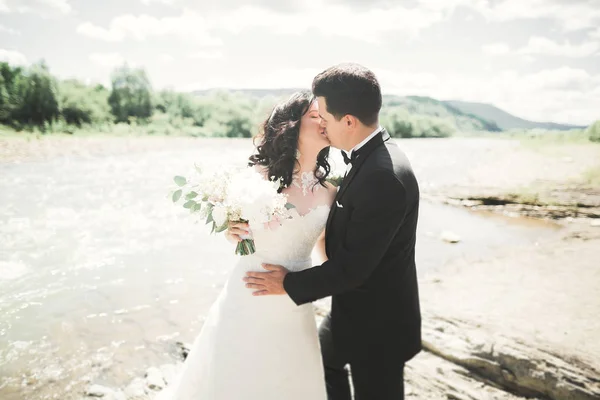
[319,313,405,400]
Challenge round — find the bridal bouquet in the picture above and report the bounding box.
[171,166,293,256]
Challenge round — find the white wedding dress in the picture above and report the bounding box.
[157,172,331,400]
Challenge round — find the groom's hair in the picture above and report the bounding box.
[312,63,381,126]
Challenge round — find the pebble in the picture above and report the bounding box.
[441,231,461,243]
[145,367,166,390]
[159,364,179,386]
[85,384,114,397]
[124,377,147,398]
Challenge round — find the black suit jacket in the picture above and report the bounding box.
[283,130,422,363]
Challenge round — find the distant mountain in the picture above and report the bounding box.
[191,88,585,132]
[443,100,586,131]
[383,95,502,132]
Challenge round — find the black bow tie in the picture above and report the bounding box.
[342,151,357,165]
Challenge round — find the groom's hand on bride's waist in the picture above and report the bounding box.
[244,264,289,296]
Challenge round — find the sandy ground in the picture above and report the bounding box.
[420,218,600,365]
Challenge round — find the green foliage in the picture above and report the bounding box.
[59,80,112,126]
[194,91,255,138]
[9,61,60,129]
[383,95,500,133]
[0,63,25,123]
[380,106,455,138]
[108,65,153,123]
[7,60,590,141]
[585,120,600,143]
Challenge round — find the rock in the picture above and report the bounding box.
[175,341,191,361]
[124,377,147,398]
[145,367,166,390]
[441,231,461,243]
[159,363,179,386]
[422,313,600,400]
[591,219,600,227]
[406,352,523,400]
[107,391,127,400]
[85,384,115,397]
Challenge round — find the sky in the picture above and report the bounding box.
[1,0,599,125]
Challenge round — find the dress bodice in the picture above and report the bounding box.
[249,205,330,271]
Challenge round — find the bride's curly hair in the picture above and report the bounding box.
[248,90,331,192]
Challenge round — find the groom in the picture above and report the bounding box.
[243,64,421,399]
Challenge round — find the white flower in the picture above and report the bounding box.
[212,205,228,228]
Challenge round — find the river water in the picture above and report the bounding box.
[0,138,560,399]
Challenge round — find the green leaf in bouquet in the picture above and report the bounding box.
[202,195,209,202]
[172,189,182,202]
[205,204,214,224]
[185,191,198,200]
[326,175,343,187]
[215,223,228,233]
[192,203,202,212]
[174,176,187,187]
[285,202,296,210]
[183,200,196,209]
[211,222,216,234]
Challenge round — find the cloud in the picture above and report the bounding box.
[141,0,177,5]
[482,42,511,56]
[0,49,28,65]
[216,4,446,44]
[77,10,222,45]
[187,50,223,60]
[158,54,175,63]
[518,36,600,58]
[179,67,320,91]
[483,37,600,59]
[1,0,72,16]
[589,28,600,40]
[80,2,451,47]
[77,22,124,42]
[376,66,599,125]
[0,23,19,35]
[469,0,600,31]
[89,53,126,68]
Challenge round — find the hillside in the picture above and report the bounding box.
[192,89,584,132]
[444,100,586,131]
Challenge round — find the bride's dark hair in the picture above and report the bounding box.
[248,90,331,192]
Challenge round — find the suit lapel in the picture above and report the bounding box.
[335,129,388,201]
[325,129,390,236]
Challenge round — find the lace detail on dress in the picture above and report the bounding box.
[250,204,330,267]
[292,171,321,196]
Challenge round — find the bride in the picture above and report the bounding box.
[157,91,336,399]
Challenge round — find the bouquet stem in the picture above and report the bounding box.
[235,238,256,256]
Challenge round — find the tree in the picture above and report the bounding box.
[108,65,153,123]
[0,63,24,124]
[381,107,414,138]
[586,120,600,143]
[13,61,60,127]
[58,79,112,126]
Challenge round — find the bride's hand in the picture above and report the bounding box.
[226,222,250,244]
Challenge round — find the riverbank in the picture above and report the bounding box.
[2,135,599,399]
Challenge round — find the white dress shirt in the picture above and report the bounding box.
[343,126,383,175]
